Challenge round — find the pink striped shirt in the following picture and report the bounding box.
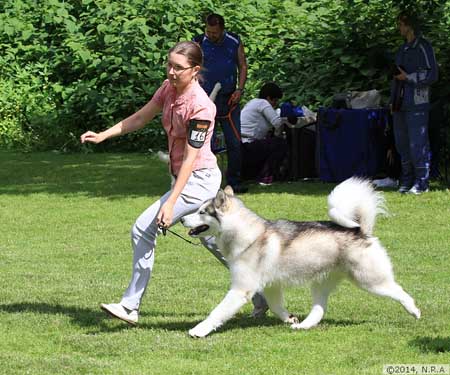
[151,80,217,176]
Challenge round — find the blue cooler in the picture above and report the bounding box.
[317,108,388,182]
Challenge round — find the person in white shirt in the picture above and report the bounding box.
[240,82,290,185]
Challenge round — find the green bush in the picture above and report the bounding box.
[0,0,449,152]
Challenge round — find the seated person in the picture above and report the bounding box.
[240,82,290,185]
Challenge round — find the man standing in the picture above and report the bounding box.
[391,12,438,194]
[194,13,248,193]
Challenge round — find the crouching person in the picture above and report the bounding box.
[240,82,289,186]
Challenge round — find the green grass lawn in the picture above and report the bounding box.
[1,151,449,375]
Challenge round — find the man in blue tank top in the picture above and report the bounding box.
[194,13,248,193]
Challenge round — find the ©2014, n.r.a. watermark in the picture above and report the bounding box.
[383,364,449,375]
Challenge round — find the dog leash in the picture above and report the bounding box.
[216,98,241,142]
[158,224,202,246]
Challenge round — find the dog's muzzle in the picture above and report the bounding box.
[188,225,210,237]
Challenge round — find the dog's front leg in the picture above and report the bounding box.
[189,289,251,338]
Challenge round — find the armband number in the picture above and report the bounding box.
[188,119,211,148]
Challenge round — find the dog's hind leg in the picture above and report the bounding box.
[360,282,421,319]
[349,241,421,319]
[264,284,299,325]
[189,288,255,338]
[292,272,343,330]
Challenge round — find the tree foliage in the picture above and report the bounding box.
[0,0,449,151]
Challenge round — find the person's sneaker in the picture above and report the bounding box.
[407,184,429,195]
[258,175,273,186]
[398,184,412,194]
[373,177,398,188]
[100,303,138,325]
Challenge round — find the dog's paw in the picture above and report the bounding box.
[405,302,421,319]
[290,321,315,330]
[285,314,299,325]
[188,321,214,338]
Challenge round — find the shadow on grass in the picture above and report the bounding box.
[0,302,195,331]
[0,151,170,198]
[137,315,368,335]
[0,151,336,198]
[136,315,283,333]
[2,151,448,198]
[0,302,366,334]
[409,336,450,353]
[0,302,117,328]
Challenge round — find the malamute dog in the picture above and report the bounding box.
[182,177,420,338]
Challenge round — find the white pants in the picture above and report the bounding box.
[120,167,222,310]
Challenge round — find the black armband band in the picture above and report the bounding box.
[187,119,211,148]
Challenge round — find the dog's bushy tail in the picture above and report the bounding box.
[327,177,386,236]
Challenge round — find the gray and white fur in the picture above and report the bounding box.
[181,177,420,338]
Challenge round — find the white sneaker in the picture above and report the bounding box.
[406,185,429,195]
[100,303,138,325]
[373,177,398,188]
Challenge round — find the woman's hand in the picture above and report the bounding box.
[80,101,162,145]
[156,144,199,229]
[157,201,175,228]
[80,131,106,144]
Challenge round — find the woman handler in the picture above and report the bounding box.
[80,41,222,324]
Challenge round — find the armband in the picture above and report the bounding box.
[187,119,211,148]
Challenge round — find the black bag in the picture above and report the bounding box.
[332,92,350,109]
[286,125,317,180]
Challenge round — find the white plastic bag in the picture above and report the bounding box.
[349,89,381,109]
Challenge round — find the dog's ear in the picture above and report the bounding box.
[214,189,230,209]
[223,185,234,196]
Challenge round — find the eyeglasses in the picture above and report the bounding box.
[166,62,194,73]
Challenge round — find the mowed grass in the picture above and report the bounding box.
[0,150,449,375]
